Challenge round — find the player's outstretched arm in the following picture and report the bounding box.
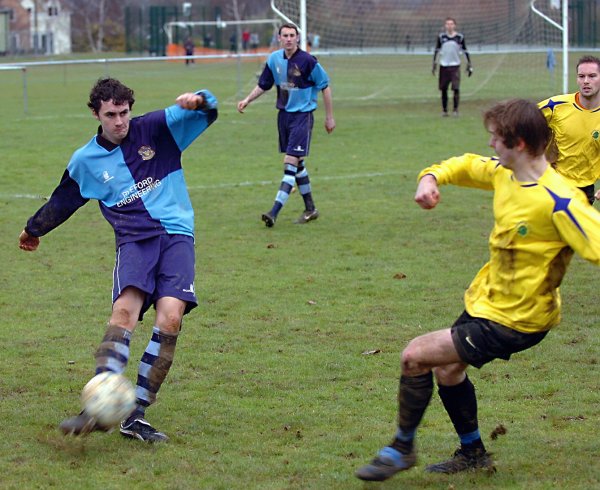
[237,85,265,113]
[19,229,40,252]
[415,174,441,209]
[175,93,205,110]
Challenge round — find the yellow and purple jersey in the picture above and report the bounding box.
[538,93,600,187]
[419,153,600,333]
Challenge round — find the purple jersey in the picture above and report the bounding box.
[258,48,329,112]
[25,90,218,247]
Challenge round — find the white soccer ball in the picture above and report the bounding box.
[81,372,136,427]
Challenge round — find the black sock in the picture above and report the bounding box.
[391,372,434,453]
[438,375,485,452]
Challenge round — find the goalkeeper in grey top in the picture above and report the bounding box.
[18,77,218,442]
[432,17,473,117]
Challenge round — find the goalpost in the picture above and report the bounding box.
[531,0,569,93]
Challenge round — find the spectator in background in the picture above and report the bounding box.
[242,30,251,51]
[184,37,194,65]
[312,33,320,49]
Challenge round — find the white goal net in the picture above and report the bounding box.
[270,0,569,100]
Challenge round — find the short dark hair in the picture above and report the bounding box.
[576,55,600,72]
[278,22,299,35]
[87,78,135,113]
[483,99,550,157]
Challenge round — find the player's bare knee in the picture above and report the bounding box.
[433,363,467,385]
[284,155,300,166]
[158,313,183,334]
[110,307,137,330]
[401,346,425,376]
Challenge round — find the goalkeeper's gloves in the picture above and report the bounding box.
[432,63,437,75]
[467,64,473,77]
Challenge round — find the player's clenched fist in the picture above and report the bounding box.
[414,174,441,209]
[19,229,40,251]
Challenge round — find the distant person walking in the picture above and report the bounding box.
[432,17,472,117]
[184,37,195,65]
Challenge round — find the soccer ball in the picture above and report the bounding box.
[81,372,136,427]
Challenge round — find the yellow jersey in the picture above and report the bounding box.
[418,153,600,333]
[538,93,600,187]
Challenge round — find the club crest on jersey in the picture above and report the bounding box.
[592,130,600,140]
[102,170,114,183]
[516,222,529,237]
[138,146,155,161]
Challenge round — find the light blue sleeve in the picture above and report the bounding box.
[309,63,329,91]
[165,89,219,151]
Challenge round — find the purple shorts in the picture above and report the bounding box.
[277,110,314,157]
[112,234,197,320]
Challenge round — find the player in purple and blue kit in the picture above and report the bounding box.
[237,23,335,227]
[19,78,218,442]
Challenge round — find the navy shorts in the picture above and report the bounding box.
[112,234,198,320]
[439,65,460,91]
[451,311,548,368]
[277,110,314,157]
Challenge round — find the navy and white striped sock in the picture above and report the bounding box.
[133,326,178,417]
[270,163,298,217]
[295,161,315,211]
[94,324,131,375]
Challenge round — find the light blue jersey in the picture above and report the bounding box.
[26,90,218,246]
[258,48,329,112]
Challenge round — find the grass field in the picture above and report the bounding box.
[1,53,599,489]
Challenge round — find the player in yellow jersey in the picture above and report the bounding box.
[356,99,600,482]
[539,55,600,203]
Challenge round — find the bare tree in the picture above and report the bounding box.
[63,0,124,52]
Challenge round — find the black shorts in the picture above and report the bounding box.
[439,65,460,91]
[451,311,548,368]
[578,184,595,204]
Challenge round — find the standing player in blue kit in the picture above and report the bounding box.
[237,23,335,227]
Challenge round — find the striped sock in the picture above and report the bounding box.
[270,163,297,217]
[296,161,315,211]
[94,324,131,375]
[133,326,178,416]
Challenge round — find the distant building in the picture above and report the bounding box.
[0,0,71,54]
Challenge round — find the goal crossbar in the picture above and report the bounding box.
[164,19,280,45]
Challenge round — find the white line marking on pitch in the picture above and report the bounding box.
[3,171,404,200]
